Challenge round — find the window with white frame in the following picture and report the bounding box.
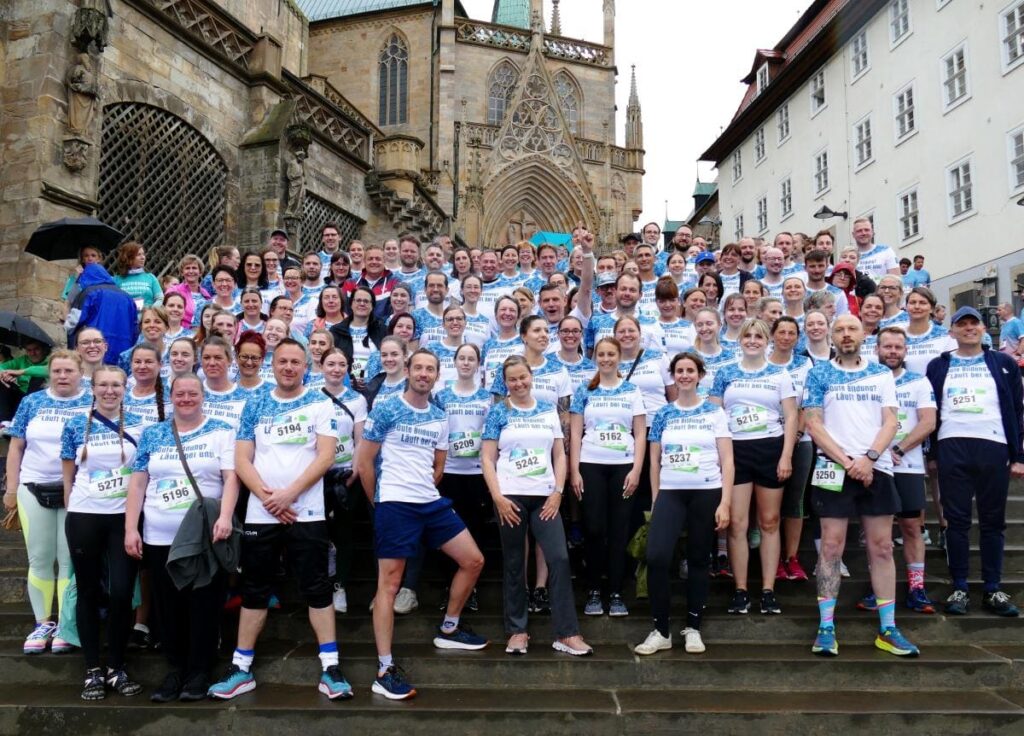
[756,196,768,233]
[851,32,870,78]
[732,150,743,183]
[1003,1,1024,72]
[733,214,745,241]
[854,116,874,169]
[756,63,769,95]
[1009,126,1024,191]
[777,104,791,143]
[810,71,826,113]
[814,150,830,195]
[754,127,766,163]
[947,157,974,220]
[894,84,916,141]
[898,187,920,242]
[890,0,911,45]
[780,177,792,219]
[941,43,969,109]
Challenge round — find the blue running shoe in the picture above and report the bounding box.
[207,665,256,700]
[372,665,416,700]
[812,626,838,657]
[905,587,936,614]
[318,665,354,700]
[875,626,919,657]
[856,594,878,611]
[433,624,488,651]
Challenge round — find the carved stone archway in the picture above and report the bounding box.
[481,155,590,247]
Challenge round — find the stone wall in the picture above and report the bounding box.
[307,9,436,169]
[0,0,378,339]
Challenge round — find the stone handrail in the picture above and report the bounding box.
[303,75,383,137]
[454,19,612,68]
[283,70,372,165]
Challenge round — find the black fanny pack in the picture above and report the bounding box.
[25,482,65,510]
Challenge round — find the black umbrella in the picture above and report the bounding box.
[0,311,55,348]
[25,216,125,261]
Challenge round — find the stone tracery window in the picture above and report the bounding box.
[487,60,520,125]
[97,102,227,276]
[378,33,409,126]
[553,70,580,136]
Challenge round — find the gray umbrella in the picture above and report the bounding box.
[0,311,55,348]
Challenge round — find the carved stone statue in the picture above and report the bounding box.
[66,53,99,135]
[506,209,537,245]
[62,138,90,172]
[284,149,307,219]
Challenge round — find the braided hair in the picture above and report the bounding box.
[81,366,129,464]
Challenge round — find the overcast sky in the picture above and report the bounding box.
[461,0,810,227]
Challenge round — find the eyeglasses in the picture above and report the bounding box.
[238,354,263,363]
[877,285,900,291]
[559,329,582,336]
[78,339,105,347]
[444,316,466,323]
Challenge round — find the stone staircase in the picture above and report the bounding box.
[0,484,1022,734]
[364,174,447,239]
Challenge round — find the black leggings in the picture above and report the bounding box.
[65,512,137,670]
[646,488,721,637]
[145,544,225,678]
[580,463,635,594]
[438,473,490,582]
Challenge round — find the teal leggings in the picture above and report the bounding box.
[17,485,70,623]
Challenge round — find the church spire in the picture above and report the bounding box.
[603,0,615,50]
[550,0,562,35]
[626,64,643,150]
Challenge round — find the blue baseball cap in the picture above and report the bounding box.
[951,306,982,324]
[695,251,716,265]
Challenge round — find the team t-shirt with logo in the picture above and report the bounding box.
[9,389,93,484]
[436,386,492,475]
[237,387,339,524]
[937,353,1005,444]
[133,418,235,545]
[570,380,647,464]
[803,359,898,475]
[482,400,563,497]
[711,363,797,440]
[649,401,731,490]
[891,370,936,474]
[362,396,449,503]
[61,411,146,514]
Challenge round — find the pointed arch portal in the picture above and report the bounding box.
[481,156,588,247]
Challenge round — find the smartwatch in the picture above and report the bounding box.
[866,449,880,462]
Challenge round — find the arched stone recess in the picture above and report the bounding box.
[481,154,596,246]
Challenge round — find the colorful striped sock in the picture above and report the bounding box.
[877,599,896,632]
[907,562,925,590]
[817,597,836,628]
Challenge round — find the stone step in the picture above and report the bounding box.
[2,685,1022,736]
[2,640,1021,691]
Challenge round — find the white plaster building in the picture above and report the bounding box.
[700,0,1024,314]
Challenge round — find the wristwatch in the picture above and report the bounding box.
[892,445,905,457]
[866,449,880,462]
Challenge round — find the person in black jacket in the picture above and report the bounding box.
[329,286,387,393]
[926,306,1024,618]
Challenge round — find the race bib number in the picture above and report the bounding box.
[334,434,353,465]
[664,444,701,474]
[270,412,309,445]
[352,358,368,378]
[895,410,909,442]
[729,405,768,434]
[948,387,984,414]
[88,466,131,499]
[155,477,195,511]
[595,422,629,453]
[451,431,482,458]
[812,457,845,493]
[510,448,547,477]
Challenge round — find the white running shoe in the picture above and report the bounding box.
[393,587,419,615]
[634,630,672,655]
[681,627,706,654]
[840,560,851,578]
[332,584,348,614]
